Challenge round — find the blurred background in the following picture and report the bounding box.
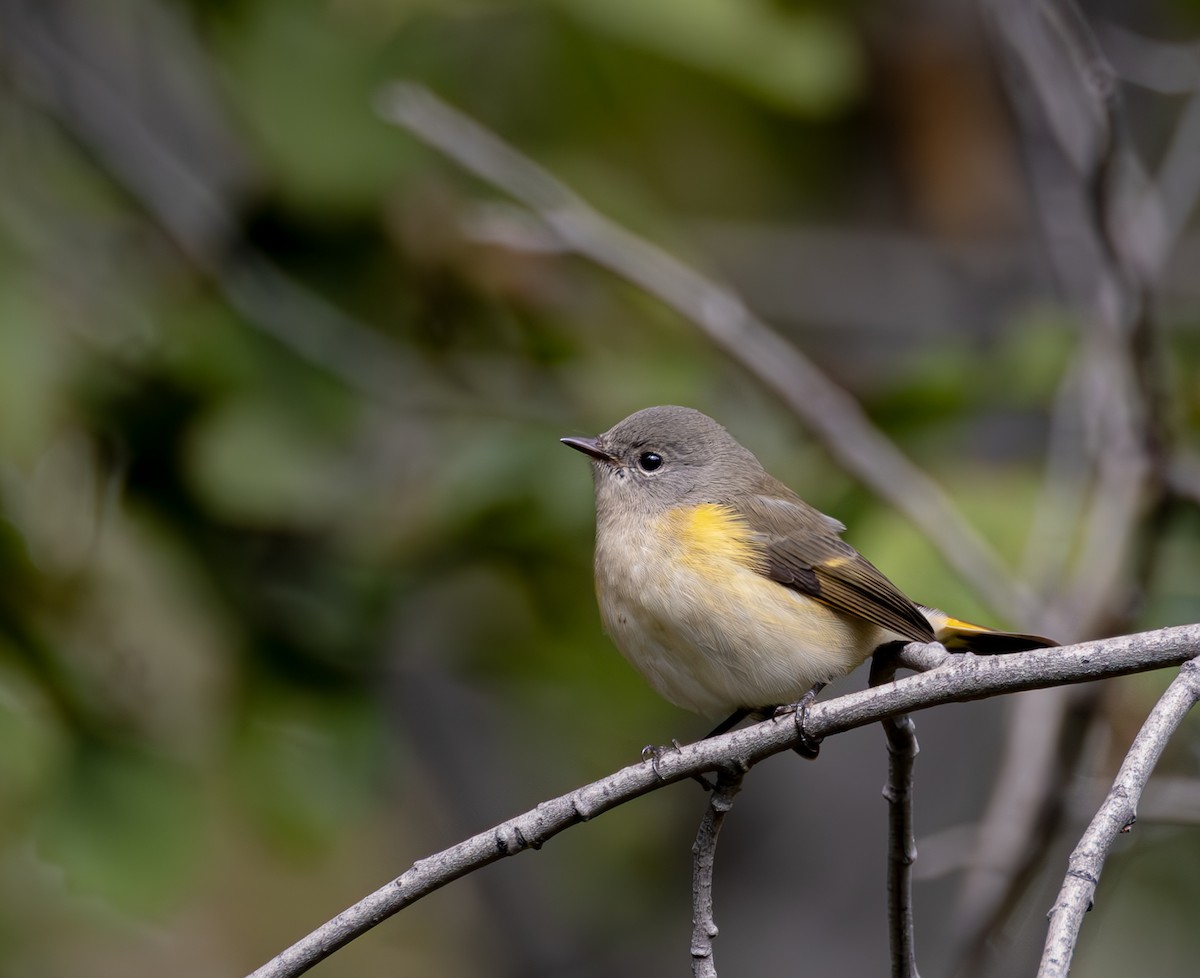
[1,0,1199,975]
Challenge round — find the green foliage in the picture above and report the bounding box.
[234,686,388,854]
[0,0,1197,974]
[38,745,204,916]
[553,0,863,116]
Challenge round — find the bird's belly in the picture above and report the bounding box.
[595,516,885,716]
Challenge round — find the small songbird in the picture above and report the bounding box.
[563,406,1054,727]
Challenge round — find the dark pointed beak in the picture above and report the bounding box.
[560,435,615,463]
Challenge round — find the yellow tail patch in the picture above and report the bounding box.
[925,606,1058,653]
[940,615,992,634]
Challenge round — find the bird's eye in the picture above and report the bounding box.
[637,451,663,471]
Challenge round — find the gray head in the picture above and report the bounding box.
[561,406,767,515]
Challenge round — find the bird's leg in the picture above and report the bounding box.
[705,707,752,740]
[776,682,826,758]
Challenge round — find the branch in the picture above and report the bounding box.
[882,713,921,978]
[690,767,745,977]
[1039,658,1200,976]
[872,653,921,978]
[374,81,1031,624]
[246,626,1200,978]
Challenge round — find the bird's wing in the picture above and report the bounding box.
[739,493,935,643]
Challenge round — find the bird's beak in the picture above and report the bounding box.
[560,435,615,464]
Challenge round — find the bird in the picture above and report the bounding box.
[562,405,1054,739]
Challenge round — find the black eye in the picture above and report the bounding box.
[637,451,663,471]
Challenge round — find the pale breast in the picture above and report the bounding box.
[594,504,888,716]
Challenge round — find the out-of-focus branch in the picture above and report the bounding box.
[872,653,921,978]
[1039,658,1200,977]
[1020,361,1089,592]
[0,0,424,405]
[690,768,744,978]
[1098,22,1200,95]
[985,0,1165,640]
[962,2,1183,963]
[374,81,1033,625]
[245,626,1200,978]
[1099,22,1200,267]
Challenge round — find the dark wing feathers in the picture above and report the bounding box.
[739,493,935,643]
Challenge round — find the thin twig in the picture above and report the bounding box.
[882,713,921,978]
[1039,657,1200,977]
[374,81,1031,624]
[245,625,1200,978]
[871,653,922,978]
[690,767,745,978]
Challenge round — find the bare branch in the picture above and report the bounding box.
[1039,658,1200,977]
[374,81,1031,624]
[882,713,921,978]
[872,653,921,978]
[690,768,745,978]
[245,626,1200,978]
[896,643,953,673]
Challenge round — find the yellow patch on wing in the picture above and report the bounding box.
[662,503,766,573]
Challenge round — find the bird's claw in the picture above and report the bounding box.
[788,684,826,759]
[641,738,684,779]
[641,739,715,790]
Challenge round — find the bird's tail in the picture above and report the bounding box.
[919,606,1057,654]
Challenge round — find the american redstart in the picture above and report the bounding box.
[563,406,1054,730]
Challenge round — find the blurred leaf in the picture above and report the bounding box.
[553,0,863,115]
[185,394,348,527]
[214,0,416,212]
[0,287,72,464]
[234,688,387,854]
[0,663,65,836]
[37,747,203,916]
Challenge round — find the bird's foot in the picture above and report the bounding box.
[641,739,715,790]
[779,682,826,759]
